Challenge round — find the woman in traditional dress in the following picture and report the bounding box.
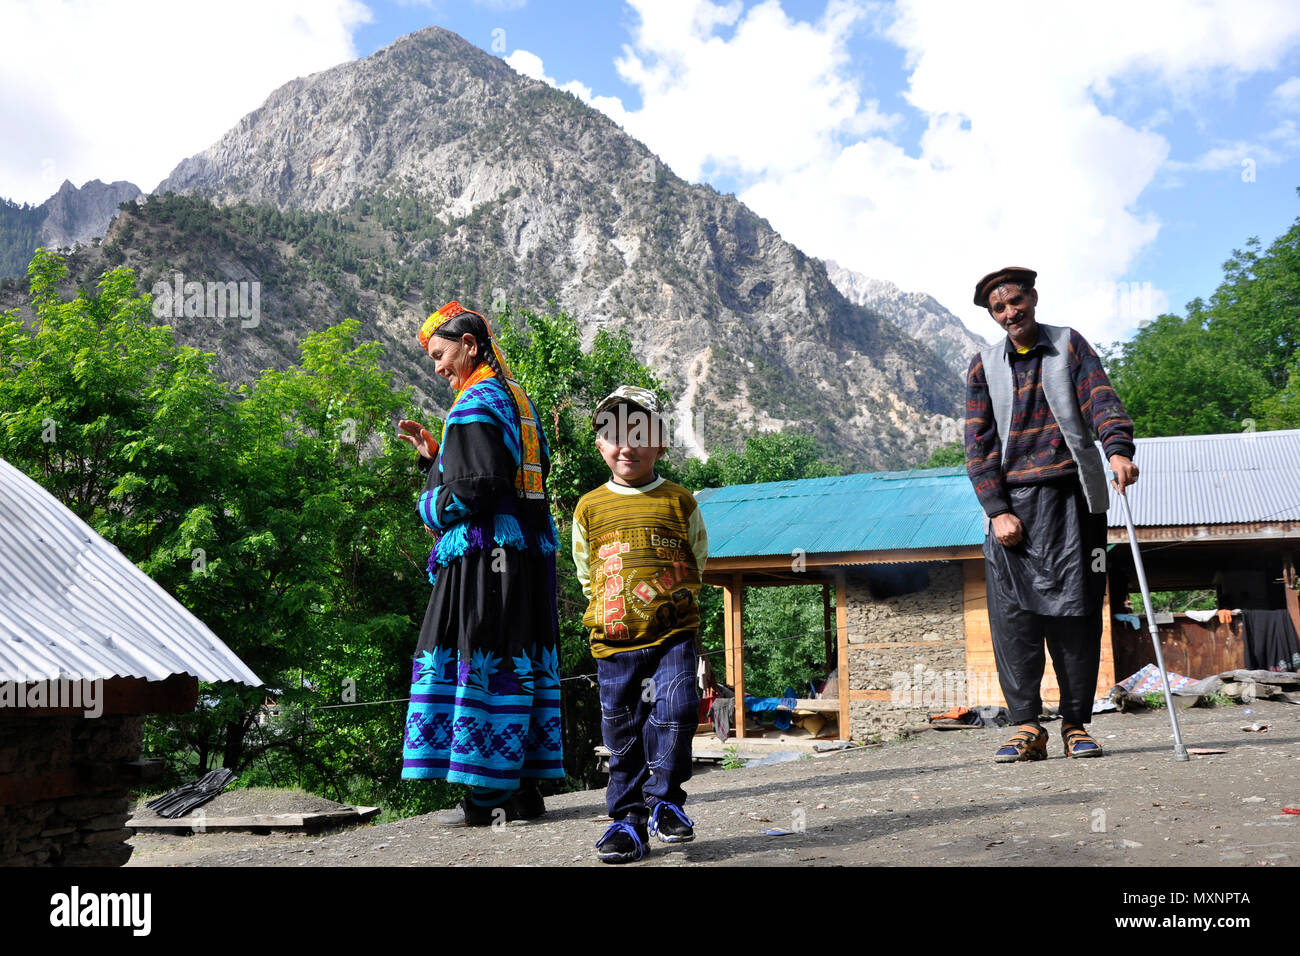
[396,300,563,825]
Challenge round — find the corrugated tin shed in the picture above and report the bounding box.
[1103,428,1300,527]
[697,428,1300,558]
[0,457,261,686]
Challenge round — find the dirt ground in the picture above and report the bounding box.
[126,700,1300,867]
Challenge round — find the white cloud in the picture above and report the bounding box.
[612,0,897,182]
[508,0,1300,345]
[0,0,371,204]
[1272,76,1300,111]
[506,49,632,125]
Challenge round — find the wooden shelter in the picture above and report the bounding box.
[695,429,1300,740]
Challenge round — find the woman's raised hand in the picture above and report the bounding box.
[397,419,440,459]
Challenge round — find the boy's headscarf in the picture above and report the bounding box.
[418,301,545,502]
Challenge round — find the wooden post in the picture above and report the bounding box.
[835,569,850,740]
[1284,556,1300,648]
[1096,582,1116,698]
[724,573,746,739]
[723,582,736,687]
[823,583,834,668]
[962,559,1003,707]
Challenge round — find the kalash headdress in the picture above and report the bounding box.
[419,301,546,502]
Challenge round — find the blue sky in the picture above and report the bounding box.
[4,0,1300,345]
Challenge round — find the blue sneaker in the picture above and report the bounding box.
[595,820,650,863]
[648,801,695,843]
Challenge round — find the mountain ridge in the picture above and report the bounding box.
[9,26,964,471]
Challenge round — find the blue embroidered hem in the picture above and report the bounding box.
[401,648,565,787]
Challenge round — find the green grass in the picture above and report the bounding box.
[721,745,747,770]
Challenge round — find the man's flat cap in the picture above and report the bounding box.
[974,267,1037,307]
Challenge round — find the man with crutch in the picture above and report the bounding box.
[965,267,1139,761]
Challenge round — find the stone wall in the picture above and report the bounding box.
[0,714,143,866]
[845,562,965,739]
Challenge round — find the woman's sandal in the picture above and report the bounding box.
[994,724,1048,763]
[1062,722,1104,758]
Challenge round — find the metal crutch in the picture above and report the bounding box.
[1115,478,1189,761]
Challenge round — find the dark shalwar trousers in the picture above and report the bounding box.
[983,477,1108,726]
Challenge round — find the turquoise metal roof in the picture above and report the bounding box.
[695,465,985,559]
[694,428,1300,560]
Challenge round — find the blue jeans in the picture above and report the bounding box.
[596,635,699,824]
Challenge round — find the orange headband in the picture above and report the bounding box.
[418,301,486,350]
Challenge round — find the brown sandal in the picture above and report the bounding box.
[1062,723,1103,758]
[994,724,1048,763]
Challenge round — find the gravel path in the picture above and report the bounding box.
[127,701,1300,867]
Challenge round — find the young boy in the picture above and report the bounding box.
[573,386,709,863]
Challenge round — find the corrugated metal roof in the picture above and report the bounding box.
[1103,429,1300,527]
[697,429,1300,559]
[698,466,986,559]
[0,457,261,686]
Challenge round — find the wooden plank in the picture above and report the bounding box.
[852,640,949,649]
[126,807,380,831]
[849,689,892,701]
[790,698,839,713]
[835,569,850,738]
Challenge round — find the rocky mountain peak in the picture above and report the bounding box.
[825,260,990,376]
[141,26,963,470]
[39,178,142,249]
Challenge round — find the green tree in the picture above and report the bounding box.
[675,431,837,489]
[1105,192,1300,437]
[1104,312,1270,437]
[922,440,964,468]
[0,250,454,814]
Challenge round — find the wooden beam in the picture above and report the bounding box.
[704,546,984,574]
[4,674,200,718]
[835,569,850,739]
[849,689,892,701]
[854,640,949,649]
[1106,522,1300,545]
[703,572,835,587]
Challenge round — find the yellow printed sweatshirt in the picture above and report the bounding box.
[572,475,708,658]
